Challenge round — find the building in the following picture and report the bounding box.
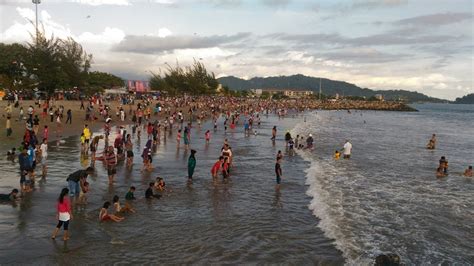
[251,88,313,98]
[374,94,384,101]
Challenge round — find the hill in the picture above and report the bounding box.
[454,93,474,104]
[218,74,447,103]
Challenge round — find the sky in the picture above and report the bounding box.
[0,0,472,100]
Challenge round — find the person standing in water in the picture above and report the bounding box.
[271,126,277,141]
[284,131,291,145]
[343,140,352,159]
[211,156,224,179]
[105,146,117,184]
[187,149,197,182]
[39,138,48,178]
[427,134,436,150]
[205,130,211,144]
[306,134,314,149]
[463,166,473,177]
[51,188,72,241]
[275,158,282,190]
[439,156,448,175]
[125,134,133,168]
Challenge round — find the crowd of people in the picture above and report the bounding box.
[1,94,471,249]
[2,94,321,241]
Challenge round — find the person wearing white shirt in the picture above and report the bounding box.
[343,140,352,159]
[40,139,48,177]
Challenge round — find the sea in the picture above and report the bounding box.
[0,103,472,264]
[292,103,474,264]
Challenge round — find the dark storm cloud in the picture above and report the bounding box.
[112,32,251,54]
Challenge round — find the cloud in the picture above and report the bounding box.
[1,7,73,42]
[77,27,125,44]
[395,12,473,27]
[261,0,290,7]
[70,0,130,5]
[269,31,465,47]
[112,32,251,54]
[351,0,407,9]
[323,48,411,63]
[1,7,125,52]
[207,0,242,7]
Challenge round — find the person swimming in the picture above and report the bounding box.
[0,188,19,202]
[463,166,473,177]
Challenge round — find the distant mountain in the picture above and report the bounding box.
[218,74,447,103]
[454,93,474,104]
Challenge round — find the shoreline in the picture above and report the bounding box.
[0,98,415,153]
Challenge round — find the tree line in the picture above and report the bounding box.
[149,60,220,96]
[0,31,123,95]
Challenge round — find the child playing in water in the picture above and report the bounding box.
[211,156,223,179]
[99,201,124,222]
[145,182,161,199]
[78,181,89,205]
[334,150,341,160]
[113,195,135,214]
[80,133,86,153]
[154,177,167,192]
[0,188,19,202]
[125,186,136,200]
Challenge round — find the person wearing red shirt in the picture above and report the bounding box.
[51,188,72,241]
[211,156,224,179]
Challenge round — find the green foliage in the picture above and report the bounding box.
[0,28,120,95]
[83,71,124,95]
[454,93,474,104]
[260,91,270,99]
[149,60,219,96]
[271,92,288,100]
[0,43,30,89]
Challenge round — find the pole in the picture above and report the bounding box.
[319,78,322,100]
[33,0,40,43]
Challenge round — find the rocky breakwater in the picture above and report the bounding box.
[317,100,417,111]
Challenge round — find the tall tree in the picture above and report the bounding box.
[149,60,219,96]
[0,43,29,90]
